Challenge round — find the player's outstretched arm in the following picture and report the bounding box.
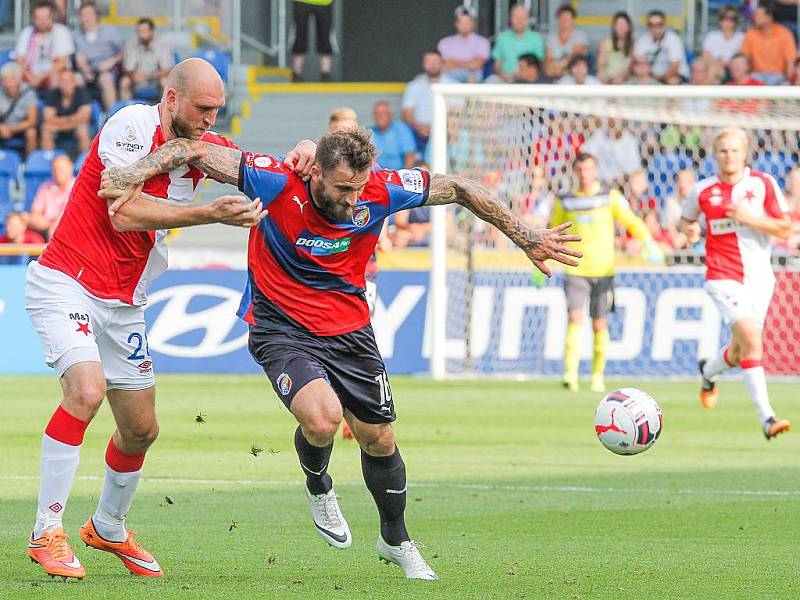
[102,138,317,215]
[426,173,582,276]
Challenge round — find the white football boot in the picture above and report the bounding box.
[305,487,352,548]
[377,537,439,580]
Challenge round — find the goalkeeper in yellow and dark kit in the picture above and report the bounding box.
[547,152,663,392]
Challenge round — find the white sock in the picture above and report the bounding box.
[93,465,142,543]
[742,365,774,424]
[702,347,734,381]
[34,435,81,538]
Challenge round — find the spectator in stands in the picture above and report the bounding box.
[368,101,416,170]
[581,118,640,183]
[627,169,657,215]
[437,5,490,84]
[402,50,455,151]
[596,11,634,84]
[689,56,715,85]
[791,57,800,84]
[701,5,744,83]
[726,53,764,86]
[74,1,123,111]
[15,0,74,92]
[557,55,601,85]
[120,18,174,101]
[491,4,545,82]
[0,63,38,155]
[41,69,91,154]
[0,211,44,244]
[522,164,555,228]
[634,9,689,84]
[328,106,358,132]
[512,53,548,83]
[544,4,589,80]
[626,54,661,84]
[661,168,694,249]
[740,2,797,85]
[291,0,333,82]
[28,154,73,239]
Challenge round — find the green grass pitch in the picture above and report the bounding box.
[0,375,798,599]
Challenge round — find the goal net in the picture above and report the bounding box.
[427,84,800,380]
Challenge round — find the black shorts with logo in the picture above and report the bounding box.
[248,312,395,425]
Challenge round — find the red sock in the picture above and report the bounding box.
[105,438,145,473]
[44,406,90,446]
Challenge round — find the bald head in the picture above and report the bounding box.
[165,58,223,96]
[162,58,226,140]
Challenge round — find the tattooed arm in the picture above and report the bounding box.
[426,173,582,276]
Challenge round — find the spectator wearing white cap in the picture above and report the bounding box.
[437,5,490,83]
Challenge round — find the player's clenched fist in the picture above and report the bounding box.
[208,195,267,228]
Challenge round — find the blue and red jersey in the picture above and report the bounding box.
[236,152,430,335]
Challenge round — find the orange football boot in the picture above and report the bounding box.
[764,417,791,441]
[27,527,85,580]
[698,359,718,410]
[80,518,162,577]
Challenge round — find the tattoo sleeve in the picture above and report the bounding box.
[426,173,541,252]
[106,138,201,188]
[190,143,243,186]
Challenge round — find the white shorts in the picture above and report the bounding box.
[704,278,775,330]
[25,261,155,390]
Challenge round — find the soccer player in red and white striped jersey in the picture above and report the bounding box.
[24,58,315,580]
[681,127,792,439]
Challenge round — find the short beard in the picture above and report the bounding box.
[315,181,354,222]
[172,114,201,139]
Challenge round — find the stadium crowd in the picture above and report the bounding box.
[388,1,800,255]
[3,0,800,258]
[0,0,177,253]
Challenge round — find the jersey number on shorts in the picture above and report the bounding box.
[126,332,150,360]
[374,372,393,409]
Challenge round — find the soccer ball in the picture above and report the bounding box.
[594,388,662,455]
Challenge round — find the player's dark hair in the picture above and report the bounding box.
[556,4,576,18]
[316,128,376,175]
[573,152,596,166]
[518,53,540,69]
[138,17,156,29]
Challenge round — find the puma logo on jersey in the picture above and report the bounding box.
[293,196,308,212]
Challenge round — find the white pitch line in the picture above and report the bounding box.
[1,475,799,497]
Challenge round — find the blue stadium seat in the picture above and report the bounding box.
[753,151,792,189]
[74,150,89,175]
[0,49,14,68]
[0,149,21,208]
[648,151,693,200]
[192,50,231,82]
[90,101,102,134]
[23,149,65,210]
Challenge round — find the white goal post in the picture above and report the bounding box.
[428,84,800,380]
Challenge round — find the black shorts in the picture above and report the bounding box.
[248,323,395,424]
[292,2,333,55]
[564,274,615,319]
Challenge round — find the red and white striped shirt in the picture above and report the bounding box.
[682,168,788,284]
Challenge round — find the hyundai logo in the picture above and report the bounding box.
[146,284,247,358]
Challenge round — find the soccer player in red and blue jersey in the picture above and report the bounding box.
[102,128,581,580]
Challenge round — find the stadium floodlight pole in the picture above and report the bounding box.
[429,86,449,381]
